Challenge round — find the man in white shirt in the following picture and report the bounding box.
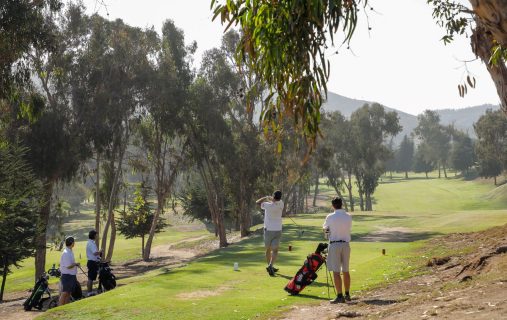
[323,197,352,304]
[58,236,80,306]
[86,230,101,296]
[256,190,284,276]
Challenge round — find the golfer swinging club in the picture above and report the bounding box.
[323,197,352,303]
[257,190,284,276]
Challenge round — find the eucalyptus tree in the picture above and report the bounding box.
[474,109,507,184]
[350,104,401,211]
[220,30,269,236]
[396,135,415,179]
[11,3,91,279]
[449,130,475,175]
[0,0,62,105]
[429,0,507,113]
[135,20,193,260]
[413,110,451,178]
[319,112,351,209]
[69,16,158,260]
[187,76,231,247]
[211,0,367,148]
[413,143,435,178]
[210,0,507,151]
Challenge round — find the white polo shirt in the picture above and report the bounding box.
[261,200,284,231]
[86,239,100,261]
[60,247,77,275]
[323,209,352,242]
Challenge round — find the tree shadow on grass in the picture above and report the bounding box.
[352,230,442,242]
[352,214,407,222]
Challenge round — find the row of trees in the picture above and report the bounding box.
[0,2,316,293]
[385,109,507,184]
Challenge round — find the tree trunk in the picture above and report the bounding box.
[333,187,348,211]
[438,164,441,178]
[35,180,53,280]
[141,234,145,258]
[106,215,116,261]
[143,195,164,261]
[494,175,497,185]
[198,160,228,248]
[358,191,364,211]
[346,172,354,212]
[405,171,408,179]
[469,5,507,113]
[312,174,319,207]
[305,185,309,212]
[95,154,101,248]
[101,142,125,257]
[364,192,372,211]
[443,165,448,178]
[1,260,8,302]
[239,194,250,238]
[425,171,429,179]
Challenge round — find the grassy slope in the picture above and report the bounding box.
[39,173,507,320]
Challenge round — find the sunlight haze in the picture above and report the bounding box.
[84,0,500,115]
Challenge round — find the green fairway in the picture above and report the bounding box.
[38,174,507,320]
[5,208,210,294]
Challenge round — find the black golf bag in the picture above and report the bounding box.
[284,243,328,295]
[23,274,52,311]
[98,261,116,292]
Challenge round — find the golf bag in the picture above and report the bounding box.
[284,243,328,295]
[49,264,83,302]
[98,261,116,292]
[23,274,52,311]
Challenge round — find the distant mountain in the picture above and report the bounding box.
[434,104,500,136]
[322,91,499,144]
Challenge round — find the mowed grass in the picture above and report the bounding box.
[39,174,507,320]
[6,208,209,294]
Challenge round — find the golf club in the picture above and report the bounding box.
[77,265,88,278]
[287,215,305,238]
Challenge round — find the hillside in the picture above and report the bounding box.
[322,91,500,144]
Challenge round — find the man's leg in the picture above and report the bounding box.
[270,248,279,266]
[58,292,71,306]
[343,243,351,300]
[343,272,350,292]
[87,280,93,293]
[333,271,343,294]
[265,247,272,265]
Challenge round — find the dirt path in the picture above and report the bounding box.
[279,224,507,320]
[0,233,229,320]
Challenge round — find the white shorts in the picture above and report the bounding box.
[327,242,350,272]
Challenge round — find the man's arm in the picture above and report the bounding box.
[256,196,271,205]
[67,262,80,269]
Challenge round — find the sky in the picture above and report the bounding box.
[83,0,500,115]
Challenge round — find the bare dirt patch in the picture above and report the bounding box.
[175,281,243,300]
[279,224,507,320]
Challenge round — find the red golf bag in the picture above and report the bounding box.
[284,243,328,295]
